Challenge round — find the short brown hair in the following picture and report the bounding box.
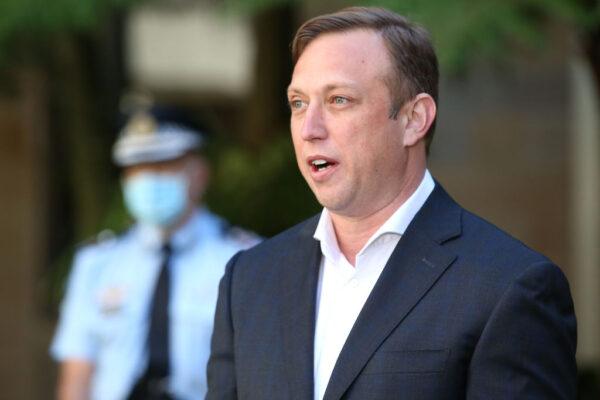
[291,7,439,152]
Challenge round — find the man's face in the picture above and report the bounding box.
[288,29,410,218]
[123,154,208,206]
[123,156,189,179]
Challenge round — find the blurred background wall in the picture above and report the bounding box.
[0,0,598,398]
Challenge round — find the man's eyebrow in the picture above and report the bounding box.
[287,82,359,95]
[323,82,358,91]
[286,86,303,96]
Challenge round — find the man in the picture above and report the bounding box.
[51,105,259,400]
[207,6,577,400]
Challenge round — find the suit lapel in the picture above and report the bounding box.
[280,216,322,400]
[322,185,462,400]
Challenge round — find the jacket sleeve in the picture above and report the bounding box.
[206,251,242,400]
[466,261,577,399]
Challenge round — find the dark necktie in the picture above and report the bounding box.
[128,242,173,400]
[147,242,172,378]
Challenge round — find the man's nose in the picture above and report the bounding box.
[299,103,327,141]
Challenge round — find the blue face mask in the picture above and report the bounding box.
[123,172,189,228]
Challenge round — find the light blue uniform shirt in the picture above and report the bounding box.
[51,209,259,400]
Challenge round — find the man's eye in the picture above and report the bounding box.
[332,96,349,105]
[289,99,305,110]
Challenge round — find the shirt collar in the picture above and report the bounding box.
[371,169,435,237]
[314,170,435,257]
[136,208,206,251]
[313,207,341,264]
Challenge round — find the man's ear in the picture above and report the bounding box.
[402,93,436,147]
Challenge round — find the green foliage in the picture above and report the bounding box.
[0,0,143,61]
[222,0,597,71]
[206,135,321,237]
[1,0,597,69]
[365,0,594,71]
[220,0,300,15]
[0,0,141,31]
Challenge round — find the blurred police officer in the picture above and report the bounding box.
[51,105,259,400]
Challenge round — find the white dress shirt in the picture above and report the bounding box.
[312,170,435,400]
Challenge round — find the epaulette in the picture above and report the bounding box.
[77,229,120,250]
[223,225,262,247]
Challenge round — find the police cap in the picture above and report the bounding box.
[112,106,205,167]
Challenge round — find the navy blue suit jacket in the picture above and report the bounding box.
[207,184,577,399]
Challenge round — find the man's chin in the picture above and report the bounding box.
[311,185,357,214]
[316,196,350,215]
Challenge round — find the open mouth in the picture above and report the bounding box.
[310,158,337,172]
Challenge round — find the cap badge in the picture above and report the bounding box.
[123,111,158,137]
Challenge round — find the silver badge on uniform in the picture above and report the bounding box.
[97,286,127,315]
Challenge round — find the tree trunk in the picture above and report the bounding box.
[49,33,117,240]
[241,3,296,149]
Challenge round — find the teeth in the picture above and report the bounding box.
[312,159,328,166]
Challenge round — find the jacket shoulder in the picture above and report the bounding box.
[445,206,569,307]
[224,214,320,290]
[239,214,320,260]
[459,208,551,266]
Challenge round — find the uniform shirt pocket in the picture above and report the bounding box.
[363,349,450,375]
[92,286,142,346]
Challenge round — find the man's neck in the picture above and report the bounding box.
[329,169,425,266]
[160,204,196,240]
